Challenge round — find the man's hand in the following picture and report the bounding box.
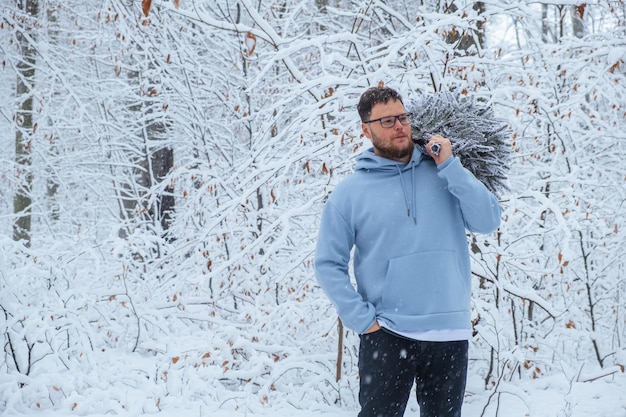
[426,135,452,165]
[364,321,381,334]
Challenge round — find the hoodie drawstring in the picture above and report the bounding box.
[396,164,417,224]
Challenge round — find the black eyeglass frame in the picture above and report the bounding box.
[363,113,413,128]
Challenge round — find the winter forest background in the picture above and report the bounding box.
[1,0,625,416]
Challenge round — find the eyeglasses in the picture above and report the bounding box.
[364,113,412,128]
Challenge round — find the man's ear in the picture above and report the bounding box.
[361,123,372,139]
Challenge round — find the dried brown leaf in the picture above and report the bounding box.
[142,0,152,17]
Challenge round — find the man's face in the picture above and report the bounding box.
[362,99,413,163]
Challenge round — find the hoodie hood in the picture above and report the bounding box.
[355,146,424,173]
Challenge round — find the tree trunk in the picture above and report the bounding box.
[13,0,39,246]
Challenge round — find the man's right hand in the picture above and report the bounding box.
[364,321,381,334]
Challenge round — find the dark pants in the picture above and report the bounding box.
[358,329,468,417]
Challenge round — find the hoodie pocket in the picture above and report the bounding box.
[381,251,468,316]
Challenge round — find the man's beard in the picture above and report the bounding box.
[372,138,414,161]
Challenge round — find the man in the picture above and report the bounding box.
[314,86,501,417]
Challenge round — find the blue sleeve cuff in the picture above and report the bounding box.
[436,155,457,170]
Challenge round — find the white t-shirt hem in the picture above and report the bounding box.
[378,319,472,342]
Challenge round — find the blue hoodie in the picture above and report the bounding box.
[314,146,501,335]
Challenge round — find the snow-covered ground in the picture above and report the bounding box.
[3,372,624,416]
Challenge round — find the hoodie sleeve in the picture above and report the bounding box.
[314,200,377,334]
[437,157,501,234]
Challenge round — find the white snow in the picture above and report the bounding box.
[1,1,625,416]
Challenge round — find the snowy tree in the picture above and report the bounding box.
[0,0,624,415]
[471,1,626,394]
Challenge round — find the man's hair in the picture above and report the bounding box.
[357,86,404,122]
